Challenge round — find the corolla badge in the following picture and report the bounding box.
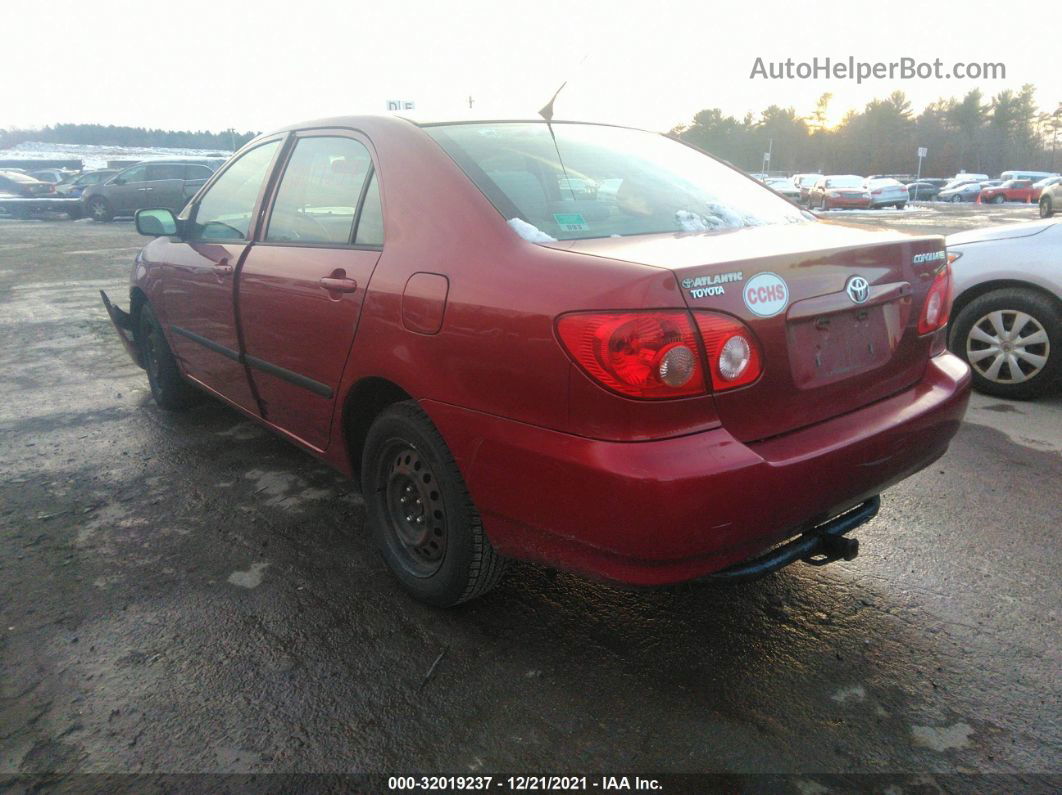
[846,275,871,304]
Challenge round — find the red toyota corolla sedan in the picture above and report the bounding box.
[101,116,970,606]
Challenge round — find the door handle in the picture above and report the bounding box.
[319,276,358,293]
[213,261,233,276]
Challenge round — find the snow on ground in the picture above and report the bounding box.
[0,141,233,170]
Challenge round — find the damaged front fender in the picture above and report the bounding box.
[100,290,143,368]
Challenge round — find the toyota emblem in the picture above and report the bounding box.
[846,276,870,304]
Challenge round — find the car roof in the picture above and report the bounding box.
[0,169,41,183]
[257,114,648,141]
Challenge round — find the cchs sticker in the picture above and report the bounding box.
[743,272,789,317]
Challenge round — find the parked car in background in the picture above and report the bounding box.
[101,115,969,606]
[764,177,800,201]
[979,179,1039,204]
[953,172,990,183]
[938,180,986,203]
[792,173,823,204]
[28,168,76,184]
[1039,180,1062,218]
[946,220,1061,399]
[55,169,118,198]
[808,175,871,210]
[865,177,908,209]
[0,170,57,218]
[0,170,55,198]
[999,170,1058,183]
[906,181,941,200]
[81,159,224,222]
[1031,175,1061,199]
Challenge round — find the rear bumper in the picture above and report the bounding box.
[826,197,872,208]
[425,353,971,586]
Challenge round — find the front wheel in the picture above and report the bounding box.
[992,195,1005,204]
[362,402,507,606]
[139,302,200,410]
[951,194,963,203]
[1041,198,1054,218]
[895,202,906,210]
[949,289,1061,400]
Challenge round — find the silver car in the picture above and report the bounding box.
[865,178,908,209]
[80,159,225,222]
[946,220,1061,399]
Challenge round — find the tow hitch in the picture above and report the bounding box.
[708,496,878,583]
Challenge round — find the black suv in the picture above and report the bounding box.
[81,158,227,222]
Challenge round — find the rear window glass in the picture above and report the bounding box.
[425,122,807,241]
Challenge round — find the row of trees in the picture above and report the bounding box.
[0,124,259,152]
[672,86,1062,178]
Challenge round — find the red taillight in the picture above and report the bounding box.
[557,311,705,399]
[918,262,953,334]
[693,312,764,390]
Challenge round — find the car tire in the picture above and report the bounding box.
[895,202,906,210]
[950,194,963,203]
[1041,198,1054,218]
[139,302,199,410]
[992,195,1005,204]
[949,288,1061,400]
[362,401,507,607]
[88,198,113,222]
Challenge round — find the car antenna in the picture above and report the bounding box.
[539,81,578,201]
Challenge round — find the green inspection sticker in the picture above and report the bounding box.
[552,213,589,232]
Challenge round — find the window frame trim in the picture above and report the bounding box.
[255,128,384,252]
[182,134,290,244]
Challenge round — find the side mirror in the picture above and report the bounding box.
[135,208,179,237]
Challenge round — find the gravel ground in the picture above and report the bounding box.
[1,204,1058,791]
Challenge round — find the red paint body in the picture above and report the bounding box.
[121,115,970,585]
[979,180,1038,204]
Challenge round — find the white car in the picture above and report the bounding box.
[946,220,1062,399]
[764,177,800,201]
[865,177,908,209]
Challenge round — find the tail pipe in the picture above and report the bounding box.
[707,496,880,583]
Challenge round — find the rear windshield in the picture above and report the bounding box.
[425,122,807,241]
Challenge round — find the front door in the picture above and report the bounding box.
[158,138,284,414]
[237,132,384,450]
[107,164,148,213]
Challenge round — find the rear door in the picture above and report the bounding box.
[182,164,215,209]
[237,131,383,451]
[143,162,186,211]
[158,138,285,413]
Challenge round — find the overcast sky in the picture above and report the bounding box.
[4,0,1056,135]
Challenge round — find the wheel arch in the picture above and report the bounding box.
[949,279,1062,347]
[342,376,414,476]
[128,287,149,367]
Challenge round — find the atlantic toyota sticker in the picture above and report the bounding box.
[682,270,743,299]
[742,272,789,317]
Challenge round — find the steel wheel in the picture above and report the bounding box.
[381,442,447,577]
[966,310,1050,385]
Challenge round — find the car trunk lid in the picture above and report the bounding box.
[549,222,947,441]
